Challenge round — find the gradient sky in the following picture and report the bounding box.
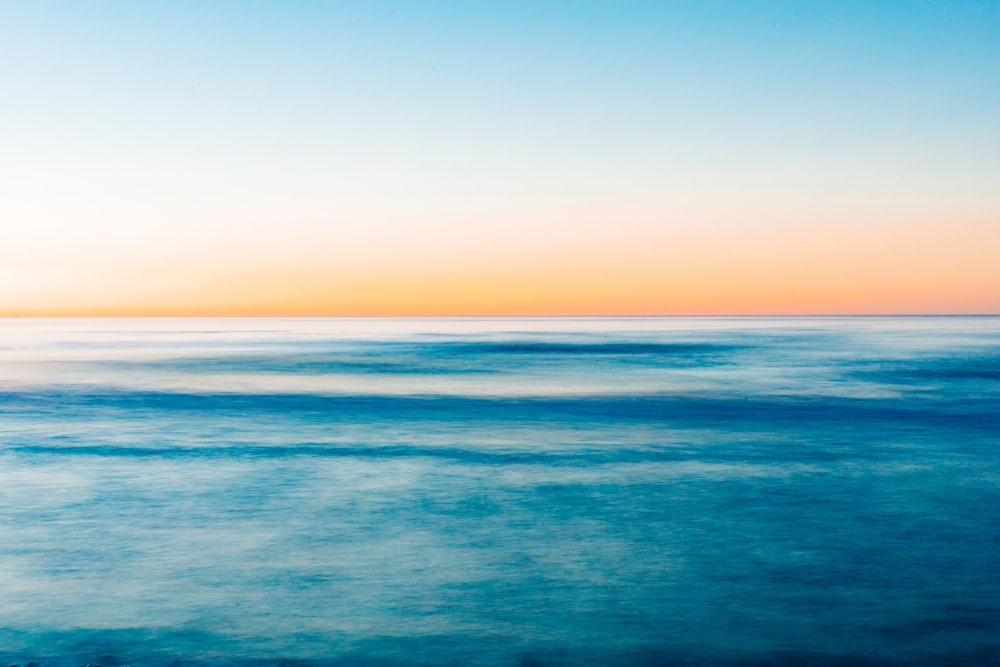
[2,0,998,315]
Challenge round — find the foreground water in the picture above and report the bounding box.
[0,317,997,666]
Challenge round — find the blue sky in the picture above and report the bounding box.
[1,1,998,314]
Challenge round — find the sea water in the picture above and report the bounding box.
[0,317,997,666]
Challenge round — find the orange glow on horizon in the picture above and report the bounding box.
[3,209,997,317]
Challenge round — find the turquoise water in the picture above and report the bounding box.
[0,317,998,666]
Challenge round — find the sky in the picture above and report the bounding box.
[1,0,998,316]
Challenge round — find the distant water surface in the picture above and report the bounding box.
[0,317,998,666]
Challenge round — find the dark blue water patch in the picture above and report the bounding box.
[3,390,998,433]
[0,440,881,465]
[78,340,745,377]
[439,341,740,355]
[3,635,997,667]
[852,351,1000,382]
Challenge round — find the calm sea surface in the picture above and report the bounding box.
[1,317,998,666]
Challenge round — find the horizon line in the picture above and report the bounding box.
[1,313,998,319]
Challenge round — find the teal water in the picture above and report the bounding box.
[0,317,998,666]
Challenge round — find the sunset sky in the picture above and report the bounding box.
[2,1,998,315]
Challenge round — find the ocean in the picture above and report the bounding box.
[0,317,997,666]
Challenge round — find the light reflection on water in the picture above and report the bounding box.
[0,317,998,666]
